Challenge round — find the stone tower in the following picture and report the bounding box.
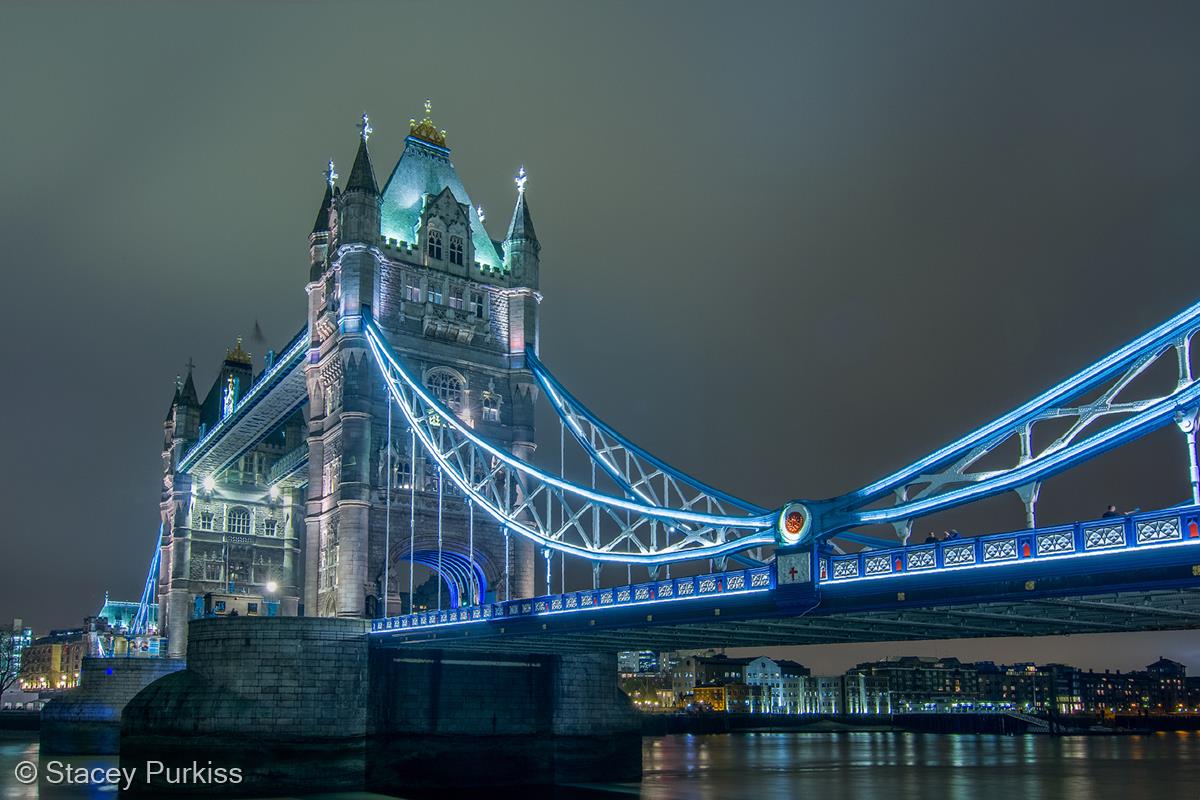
[304,104,538,619]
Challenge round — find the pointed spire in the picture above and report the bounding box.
[345,124,378,194]
[311,181,333,235]
[180,364,199,407]
[505,166,538,244]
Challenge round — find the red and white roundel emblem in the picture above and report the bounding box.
[777,502,810,546]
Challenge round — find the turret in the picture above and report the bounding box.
[504,166,540,289]
[335,114,380,322]
[309,164,335,282]
[339,114,380,246]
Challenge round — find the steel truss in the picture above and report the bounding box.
[814,299,1200,542]
[364,316,777,565]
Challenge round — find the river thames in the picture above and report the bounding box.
[3,730,1200,799]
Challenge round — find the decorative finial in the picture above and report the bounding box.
[225,337,252,365]
[185,357,196,374]
[476,204,486,223]
[175,374,182,392]
[515,165,528,195]
[357,112,373,143]
[324,159,338,189]
[408,100,448,147]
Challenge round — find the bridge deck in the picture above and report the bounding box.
[371,505,1200,653]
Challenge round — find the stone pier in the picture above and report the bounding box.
[40,656,186,754]
[121,617,370,793]
[367,648,642,790]
[120,616,641,794]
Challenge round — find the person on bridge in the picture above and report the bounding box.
[924,533,939,544]
[1102,504,1121,518]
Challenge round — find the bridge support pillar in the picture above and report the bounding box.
[40,657,185,754]
[120,618,639,794]
[367,647,642,791]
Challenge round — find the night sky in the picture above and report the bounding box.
[3,1,1200,674]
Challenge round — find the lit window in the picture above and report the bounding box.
[228,507,251,535]
[449,235,464,265]
[405,275,422,303]
[425,370,464,410]
[482,393,501,423]
[427,281,443,305]
[449,286,464,311]
[469,291,485,319]
[426,228,443,261]
[197,511,214,530]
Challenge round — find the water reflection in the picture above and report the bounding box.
[4,732,1200,800]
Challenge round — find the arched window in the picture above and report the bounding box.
[197,511,215,530]
[482,392,501,423]
[426,228,443,261]
[263,519,278,537]
[425,369,464,411]
[228,507,251,535]
[449,235,464,265]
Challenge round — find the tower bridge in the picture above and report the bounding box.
[54,101,1200,794]
[140,102,1200,661]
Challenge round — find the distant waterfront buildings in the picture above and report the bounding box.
[17,629,85,692]
[617,650,1197,715]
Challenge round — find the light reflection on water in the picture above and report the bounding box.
[3,731,1199,800]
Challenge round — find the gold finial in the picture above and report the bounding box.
[409,99,447,147]
[225,336,252,365]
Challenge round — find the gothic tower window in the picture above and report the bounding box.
[426,228,443,261]
[263,519,278,537]
[469,291,485,319]
[405,274,422,303]
[482,392,501,423]
[197,511,215,530]
[427,280,443,305]
[227,507,251,535]
[424,368,465,411]
[449,234,464,265]
[449,286,464,311]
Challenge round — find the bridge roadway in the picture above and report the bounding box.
[370,505,1200,653]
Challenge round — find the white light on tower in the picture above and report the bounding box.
[202,476,215,493]
[266,581,278,594]
[269,485,280,500]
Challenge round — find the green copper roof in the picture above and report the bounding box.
[379,137,503,271]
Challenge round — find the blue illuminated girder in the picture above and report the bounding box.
[364,315,777,565]
[810,299,1200,540]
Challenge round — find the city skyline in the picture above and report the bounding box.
[4,1,1200,675]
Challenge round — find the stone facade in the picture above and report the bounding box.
[156,107,543,652]
[302,110,539,622]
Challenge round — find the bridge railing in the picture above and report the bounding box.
[370,565,775,634]
[820,505,1200,584]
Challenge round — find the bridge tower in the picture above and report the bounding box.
[304,104,537,619]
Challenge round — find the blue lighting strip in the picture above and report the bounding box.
[364,316,777,564]
[130,524,162,637]
[527,351,768,515]
[820,505,1200,585]
[369,565,774,634]
[178,326,308,473]
[843,298,1200,508]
